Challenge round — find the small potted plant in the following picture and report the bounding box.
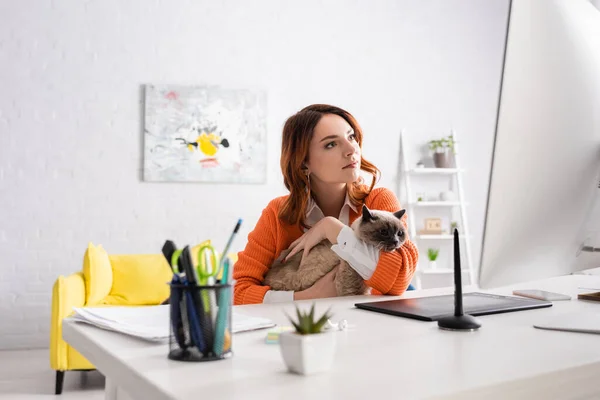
[279,303,336,375]
[450,221,459,231]
[428,134,456,168]
[427,248,440,269]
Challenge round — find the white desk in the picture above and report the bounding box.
[63,275,600,400]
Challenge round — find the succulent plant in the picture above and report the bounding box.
[427,248,440,261]
[286,303,332,335]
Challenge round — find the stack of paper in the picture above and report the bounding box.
[69,305,276,342]
[231,312,277,333]
[70,306,170,342]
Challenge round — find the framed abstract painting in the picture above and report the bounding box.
[143,84,267,183]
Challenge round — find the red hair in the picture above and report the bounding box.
[279,104,381,228]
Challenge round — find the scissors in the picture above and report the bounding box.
[196,244,220,285]
[196,243,219,324]
[187,244,220,353]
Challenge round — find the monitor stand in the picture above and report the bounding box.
[438,229,482,332]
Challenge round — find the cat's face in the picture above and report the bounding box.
[352,205,407,252]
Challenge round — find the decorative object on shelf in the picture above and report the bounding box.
[419,217,443,235]
[416,161,425,168]
[450,221,459,231]
[428,134,456,168]
[279,304,336,375]
[439,190,456,201]
[143,84,267,183]
[427,248,440,269]
[416,192,425,202]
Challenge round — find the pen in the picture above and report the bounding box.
[218,219,242,280]
[179,277,191,347]
[185,288,207,354]
[180,246,214,353]
[221,256,230,286]
[169,275,186,350]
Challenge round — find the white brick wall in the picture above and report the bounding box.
[0,0,509,349]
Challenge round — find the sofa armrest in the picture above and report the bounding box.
[50,272,86,371]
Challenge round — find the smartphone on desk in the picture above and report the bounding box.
[513,289,571,301]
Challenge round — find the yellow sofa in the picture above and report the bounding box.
[50,241,231,394]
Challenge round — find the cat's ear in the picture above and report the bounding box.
[394,209,406,220]
[362,204,375,222]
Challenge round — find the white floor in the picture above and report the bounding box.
[0,349,104,400]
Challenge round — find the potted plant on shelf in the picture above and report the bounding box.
[428,134,456,168]
[427,248,440,269]
[279,303,336,375]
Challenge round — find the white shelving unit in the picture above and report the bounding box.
[399,129,474,289]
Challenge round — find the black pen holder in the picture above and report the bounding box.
[168,283,233,362]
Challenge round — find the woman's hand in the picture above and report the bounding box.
[284,216,345,263]
[293,266,339,300]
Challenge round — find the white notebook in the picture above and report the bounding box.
[533,312,600,335]
[69,305,276,342]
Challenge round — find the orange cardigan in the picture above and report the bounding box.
[233,187,419,305]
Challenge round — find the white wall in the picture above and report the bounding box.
[0,0,509,349]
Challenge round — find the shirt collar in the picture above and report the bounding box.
[306,191,358,219]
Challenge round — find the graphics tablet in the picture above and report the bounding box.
[355,292,552,321]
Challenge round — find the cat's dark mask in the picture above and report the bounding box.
[362,204,406,222]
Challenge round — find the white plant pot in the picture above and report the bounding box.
[429,261,437,270]
[279,331,336,375]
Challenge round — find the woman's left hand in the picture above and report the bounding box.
[284,217,345,263]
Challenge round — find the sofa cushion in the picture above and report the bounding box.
[102,254,173,306]
[82,243,113,306]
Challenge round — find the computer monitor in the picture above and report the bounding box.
[478,0,600,289]
[356,0,600,324]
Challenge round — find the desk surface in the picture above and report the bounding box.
[63,275,600,400]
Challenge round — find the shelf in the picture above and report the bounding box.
[411,201,466,207]
[415,234,470,240]
[419,268,472,275]
[408,168,464,175]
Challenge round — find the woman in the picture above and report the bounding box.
[233,104,418,305]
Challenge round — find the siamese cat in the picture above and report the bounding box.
[264,205,407,296]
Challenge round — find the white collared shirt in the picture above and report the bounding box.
[263,194,380,303]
